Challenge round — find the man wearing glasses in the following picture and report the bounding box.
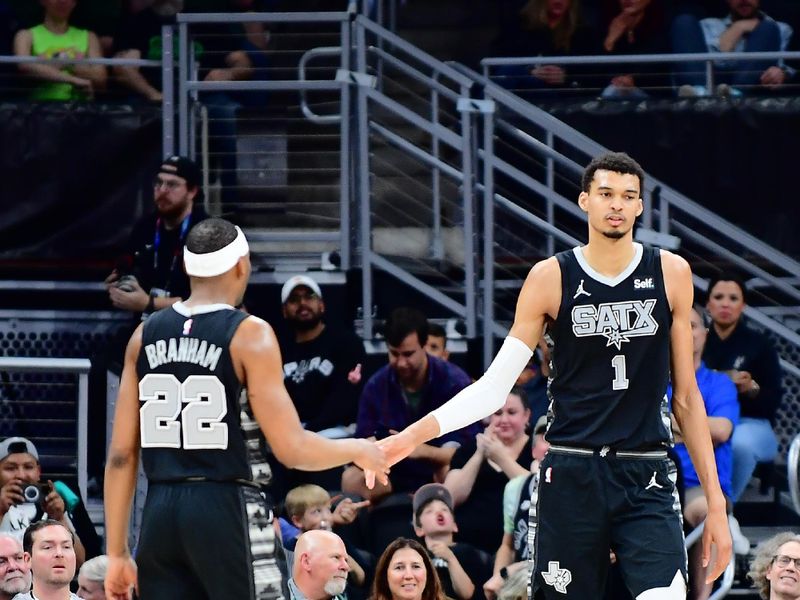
[105,155,209,318]
[748,532,800,599]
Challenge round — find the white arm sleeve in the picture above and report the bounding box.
[430,336,533,436]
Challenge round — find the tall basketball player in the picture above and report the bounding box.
[371,153,732,599]
[103,218,387,600]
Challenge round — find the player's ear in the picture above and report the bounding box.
[578,191,589,212]
[635,198,643,217]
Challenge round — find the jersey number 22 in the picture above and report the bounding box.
[139,373,229,449]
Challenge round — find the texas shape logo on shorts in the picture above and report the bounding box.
[542,561,572,594]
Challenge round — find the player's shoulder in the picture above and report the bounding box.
[528,256,561,282]
[657,248,690,273]
[231,314,278,350]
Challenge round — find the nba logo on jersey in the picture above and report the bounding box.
[544,467,552,483]
[182,319,193,335]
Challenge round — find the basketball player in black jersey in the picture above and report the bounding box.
[103,218,388,600]
[372,153,732,599]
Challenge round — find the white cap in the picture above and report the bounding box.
[281,275,323,304]
[0,437,39,462]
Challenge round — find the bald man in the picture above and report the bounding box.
[288,530,350,600]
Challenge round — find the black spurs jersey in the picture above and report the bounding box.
[136,303,271,484]
[545,243,673,449]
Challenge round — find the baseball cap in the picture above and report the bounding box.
[0,437,39,462]
[412,483,453,518]
[533,415,548,436]
[158,155,202,188]
[281,275,323,304]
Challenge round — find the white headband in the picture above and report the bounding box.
[184,226,249,277]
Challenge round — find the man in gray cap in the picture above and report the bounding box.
[0,438,90,567]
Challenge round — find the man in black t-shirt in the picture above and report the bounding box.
[105,155,208,318]
[277,275,366,492]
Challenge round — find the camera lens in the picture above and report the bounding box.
[23,485,41,504]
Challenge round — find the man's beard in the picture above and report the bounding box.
[290,314,322,332]
[0,573,30,595]
[324,576,347,596]
[603,229,626,240]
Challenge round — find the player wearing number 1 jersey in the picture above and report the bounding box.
[103,218,388,600]
[374,152,732,599]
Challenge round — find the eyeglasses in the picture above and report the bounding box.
[152,177,184,191]
[286,292,319,304]
[774,555,800,569]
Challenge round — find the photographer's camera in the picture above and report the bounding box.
[22,483,47,505]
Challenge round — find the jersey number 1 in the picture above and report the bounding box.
[611,355,629,390]
[139,373,229,450]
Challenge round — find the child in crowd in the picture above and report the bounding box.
[412,483,491,600]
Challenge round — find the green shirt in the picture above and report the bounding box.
[29,24,90,101]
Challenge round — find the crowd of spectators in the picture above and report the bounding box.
[492,0,799,98]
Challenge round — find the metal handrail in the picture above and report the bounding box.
[0,357,91,502]
[788,433,800,515]
[298,46,344,124]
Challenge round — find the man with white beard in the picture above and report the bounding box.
[0,534,30,600]
[289,530,350,600]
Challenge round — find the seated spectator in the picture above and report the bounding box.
[702,273,782,504]
[275,274,365,493]
[443,387,532,554]
[13,0,107,101]
[748,531,800,599]
[281,484,370,591]
[0,533,31,600]
[424,323,449,362]
[289,530,350,600]
[668,305,739,599]
[515,340,550,427]
[370,538,447,600]
[113,0,253,203]
[341,308,476,503]
[599,0,670,98]
[77,554,108,600]
[671,0,794,96]
[491,0,599,96]
[105,156,208,320]
[15,520,81,600]
[411,483,489,600]
[0,437,101,566]
[483,415,549,600]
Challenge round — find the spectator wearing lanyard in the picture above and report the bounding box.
[105,155,209,318]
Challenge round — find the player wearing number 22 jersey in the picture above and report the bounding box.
[103,218,387,600]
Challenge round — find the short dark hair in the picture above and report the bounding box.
[186,218,238,254]
[706,271,748,304]
[427,322,447,343]
[581,152,645,193]
[23,519,74,555]
[384,307,429,348]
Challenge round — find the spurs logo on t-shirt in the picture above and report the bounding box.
[283,356,335,383]
[571,299,659,350]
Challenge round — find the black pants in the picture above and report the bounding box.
[137,482,285,600]
[532,448,687,599]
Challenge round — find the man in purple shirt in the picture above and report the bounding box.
[341,307,476,502]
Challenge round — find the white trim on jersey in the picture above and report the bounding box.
[173,302,237,316]
[572,242,644,287]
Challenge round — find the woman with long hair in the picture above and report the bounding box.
[370,538,447,600]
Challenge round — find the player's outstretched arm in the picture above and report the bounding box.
[104,325,143,600]
[375,258,561,469]
[233,317,388,478]
[663,251,732,582]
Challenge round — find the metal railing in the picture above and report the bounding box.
[684,521,736,599]
[482,51,800,95]
[0,357,91,501]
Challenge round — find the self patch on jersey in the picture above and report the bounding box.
[571,299,659,350]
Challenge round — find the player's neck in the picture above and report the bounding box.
[582,235,637,278]
[30,582,72,600]
[295,321,325,343]
[184,284,236,308]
